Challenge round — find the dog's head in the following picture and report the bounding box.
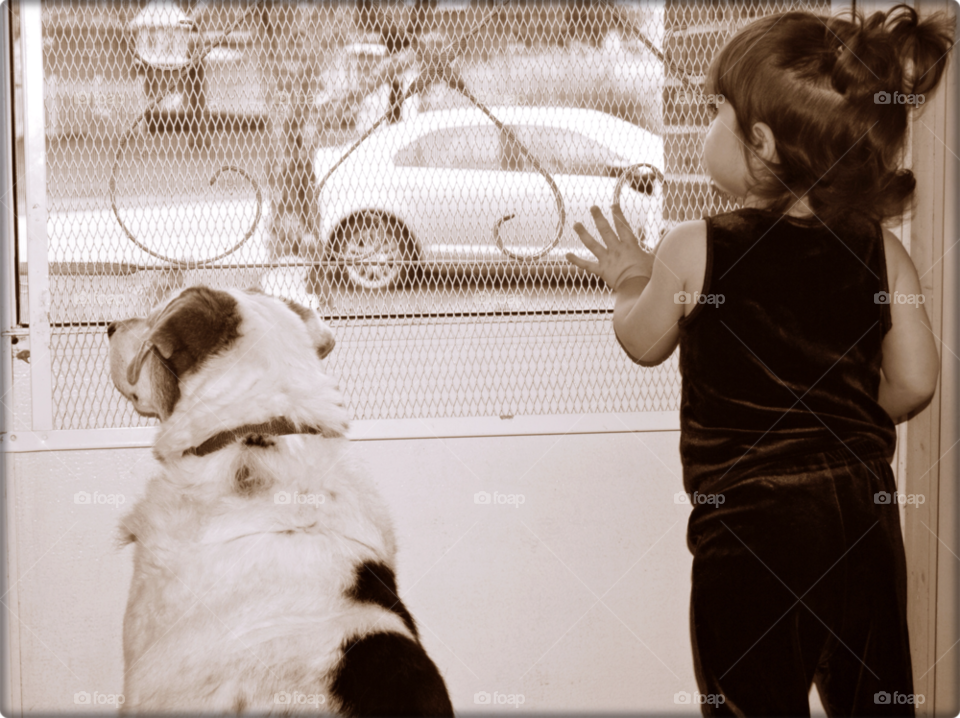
[108,286,346,455]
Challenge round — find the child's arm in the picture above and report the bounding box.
[567,207,693,366]
[612,221,701,365]
[878,228,940,423]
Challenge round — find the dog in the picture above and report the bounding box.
[107,285,454,715]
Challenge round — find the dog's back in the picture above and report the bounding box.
[109,287,453,715]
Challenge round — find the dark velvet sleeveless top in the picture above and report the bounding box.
[676,208,897,494]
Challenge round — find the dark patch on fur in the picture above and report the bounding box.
[234,464,270,496]
[151,350,182,419]
[347,561,417,637]
[150,287,241,416]
[232,695,247,713]
[331,632,453,717]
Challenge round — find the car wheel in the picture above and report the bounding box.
[334,213,412,291]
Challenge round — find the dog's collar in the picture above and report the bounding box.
[182,417,343,458]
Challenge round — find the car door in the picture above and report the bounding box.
[393,123,513,263]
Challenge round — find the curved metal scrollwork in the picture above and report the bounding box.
[110,6,262,268]
[612,162,665,249]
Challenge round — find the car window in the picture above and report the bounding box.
[505,125,629,177]
[394,126,501,171]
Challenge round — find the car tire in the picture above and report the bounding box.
[333,213,414,291]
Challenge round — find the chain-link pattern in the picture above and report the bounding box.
[15,0,824,429]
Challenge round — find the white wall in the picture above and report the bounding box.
[4,350,832,714]
[7,429,707,713]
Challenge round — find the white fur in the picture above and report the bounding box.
[110,288,412,714]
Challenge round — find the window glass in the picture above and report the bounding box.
[506,125,628,177]
[395,125,501,171]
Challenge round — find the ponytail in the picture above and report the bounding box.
[885,4,954,97]
[706,5,954,228]
[826,4,954,105]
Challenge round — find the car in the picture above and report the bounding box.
[313,106,664,289]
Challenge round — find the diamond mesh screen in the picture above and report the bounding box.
[16,0,827,430]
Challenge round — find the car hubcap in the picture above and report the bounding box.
[344,218,401,288]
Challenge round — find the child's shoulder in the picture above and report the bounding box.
[657,219,706,259]
[879,227,914,292]
[656,219,708,293]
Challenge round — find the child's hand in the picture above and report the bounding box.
[566,205,655,290]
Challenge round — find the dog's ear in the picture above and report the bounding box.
[282,298,336,360]
[127,340,154,387]
[128,287,242,386]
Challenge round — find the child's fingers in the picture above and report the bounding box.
[565,252,600,274]
[589,206,621,247]
[611,205,642,248]
[573,222,606,257]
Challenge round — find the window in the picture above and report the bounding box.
[12,1,831,432]
[394,125,501,171]
[504,125,629,177]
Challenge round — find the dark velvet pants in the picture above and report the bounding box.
[687,447,916,716]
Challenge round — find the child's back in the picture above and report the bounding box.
[678,208,897,495]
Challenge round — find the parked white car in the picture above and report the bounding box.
[314,106,664,289]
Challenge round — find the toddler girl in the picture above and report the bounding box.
[568,4,954,715]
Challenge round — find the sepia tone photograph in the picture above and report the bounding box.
[0,0,958,715]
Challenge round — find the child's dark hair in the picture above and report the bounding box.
[705,4,954,228]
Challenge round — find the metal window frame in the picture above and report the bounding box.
[20,1,51,432]
[0,5,23,715]
[0,411,680,453]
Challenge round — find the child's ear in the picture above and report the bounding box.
[750,122,779,165]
